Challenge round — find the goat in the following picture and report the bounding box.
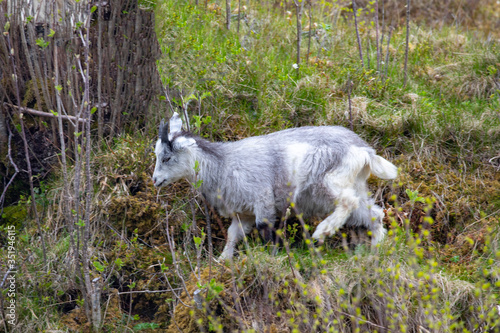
[153,113,398,259]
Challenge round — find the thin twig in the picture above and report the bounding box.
[97,1,104,141]
[293,0,306,77]
[237,0,241,33]
[226,0,231,30]
[54,39,77,284]
[380,0,385,56]
[375,0,380,72]
[366,32,370,70]
[80,17,100,329]
[347,74,353,131]
[182,97,192,132]
[203,197,213,285]
[403,0,411,88]
[164,203,193,301]
[352,0,364,68]
[0,123,19,210]
[306,0,312,63]
[383,26,393,83]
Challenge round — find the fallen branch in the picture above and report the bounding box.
[4,103,87,124]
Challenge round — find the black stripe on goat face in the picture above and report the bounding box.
[153,138,175,187]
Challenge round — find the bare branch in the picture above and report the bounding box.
[3,103,87,124]
[117,289,182,295]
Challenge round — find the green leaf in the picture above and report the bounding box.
[193,236,202,248]
[193,115,202,130]
[185,93,197,102]
[91,5,97,13]
[181,222,190,232]
[55,85,62,92]
[133,323,160,331]
[202,116,212,125]
[206,278,224,301]
[93,261,105,272]
[406,189,425,204]
[192,179,203,189]
[50,110,59,117]
[200,92,212,100]
[48,28,56,37]
[91,107,97,114]
[74,131,83,137]
[35,38,50,48]
[114,258,124,270]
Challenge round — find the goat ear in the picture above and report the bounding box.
[169,112,183,137]
[159,119,170,144]
[172,136,196,151]
[159,119,165,135]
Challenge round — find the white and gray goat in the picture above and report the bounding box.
[153,113,398,259]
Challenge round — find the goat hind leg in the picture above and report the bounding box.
[312,188,359,242]
[345,200,386,247]
[368,204,386,247]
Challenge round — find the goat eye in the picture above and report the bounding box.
[162,157,171,164]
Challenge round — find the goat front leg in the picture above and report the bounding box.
[219,215,254,260]
[256,220,274,244]
[254,195,277,245]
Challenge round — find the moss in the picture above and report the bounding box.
[166,264,257,332]
[1,205,27,228]
[60,307,91,333]
[108,191,164,236]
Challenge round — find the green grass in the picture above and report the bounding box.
[154,1,500,156]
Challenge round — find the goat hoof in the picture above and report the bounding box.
[312,238,324,247]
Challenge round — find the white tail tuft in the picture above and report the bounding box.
[370,155,398,179]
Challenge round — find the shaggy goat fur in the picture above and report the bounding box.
[153,113,397,259]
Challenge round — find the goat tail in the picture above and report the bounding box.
[369,155,398,180]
